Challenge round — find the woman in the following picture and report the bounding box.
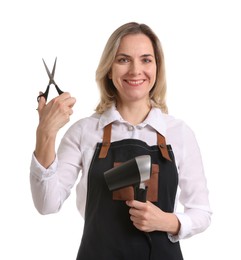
[30,22,212,260]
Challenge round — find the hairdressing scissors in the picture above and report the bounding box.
[37,57,64,102]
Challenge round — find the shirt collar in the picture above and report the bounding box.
[142,107,167,137]
[98,105,122,129]
[98,104,167,137]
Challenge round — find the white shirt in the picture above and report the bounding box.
[30,105,212,242]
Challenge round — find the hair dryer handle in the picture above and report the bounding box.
[134,185,148,202]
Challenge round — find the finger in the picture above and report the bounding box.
[68,108,74,115]
[57,92,72,101]
[37,93,46,112]
[65,97,76,108]
[54,93,76,108]
[129,207,139,217]
[126,200,146,209]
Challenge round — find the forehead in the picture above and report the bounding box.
[117,33,154,54]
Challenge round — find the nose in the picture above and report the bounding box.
[129,61,142,76]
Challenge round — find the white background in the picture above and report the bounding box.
[0,0,240,259]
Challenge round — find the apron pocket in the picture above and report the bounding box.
[112,163,159,202]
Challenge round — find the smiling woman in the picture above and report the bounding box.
[109,34,157,113]
[30,22,212,260]
[96,22,168,115]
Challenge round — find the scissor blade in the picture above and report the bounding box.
[42,58,53,83]
[51,57,57,79]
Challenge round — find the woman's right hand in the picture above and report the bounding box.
[35,92,76,168]
[37,92,76,136]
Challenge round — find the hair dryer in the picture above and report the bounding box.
[104,155,151,202]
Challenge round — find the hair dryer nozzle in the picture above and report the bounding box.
[104,155,151,191]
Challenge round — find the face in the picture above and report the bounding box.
[109,33,157,105]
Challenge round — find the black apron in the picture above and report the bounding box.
[77,123,183,260]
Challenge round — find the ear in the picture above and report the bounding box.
[108,70,112,79]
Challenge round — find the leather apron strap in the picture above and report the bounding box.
[99,123,171,161]
[157,133,172,161]
[98,123,112,158]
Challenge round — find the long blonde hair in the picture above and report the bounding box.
[95,22,168,114]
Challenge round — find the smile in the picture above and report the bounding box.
[125,80,145,86]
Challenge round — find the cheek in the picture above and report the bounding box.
[151,65,157,81]
[112,64,129,76]
[146,67,157,81]
[110,70,125,87]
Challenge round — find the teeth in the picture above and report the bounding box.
[127,80,144,85]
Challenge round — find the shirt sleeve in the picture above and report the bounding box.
[30,124,82,215]
[30,154,61,214]
[168,123,212,242]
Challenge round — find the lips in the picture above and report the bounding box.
[125,80,145,86]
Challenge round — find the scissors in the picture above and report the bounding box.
[37,57,64,102]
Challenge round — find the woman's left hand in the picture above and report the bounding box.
[126,200,180,234]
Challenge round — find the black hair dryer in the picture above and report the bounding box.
[104,155,151,202]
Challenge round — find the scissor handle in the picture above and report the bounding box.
[55,84,64,95]
[37,85,50,102]
[37,84,64,102]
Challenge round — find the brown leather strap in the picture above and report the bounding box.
[157,133,172,161]
[99,123,112,158]
[99,123,171,161]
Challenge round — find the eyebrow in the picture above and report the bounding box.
[116,53,154,58]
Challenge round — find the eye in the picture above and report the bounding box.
[143,58,152,63]
[118,57,130,63]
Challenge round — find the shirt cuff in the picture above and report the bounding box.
[168,213,192,242]
[30,153,58,180]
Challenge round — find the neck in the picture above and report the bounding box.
[116,100,151,125]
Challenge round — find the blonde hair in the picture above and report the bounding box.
[95,22,168,114]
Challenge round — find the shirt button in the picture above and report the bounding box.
[128,125,134,131]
